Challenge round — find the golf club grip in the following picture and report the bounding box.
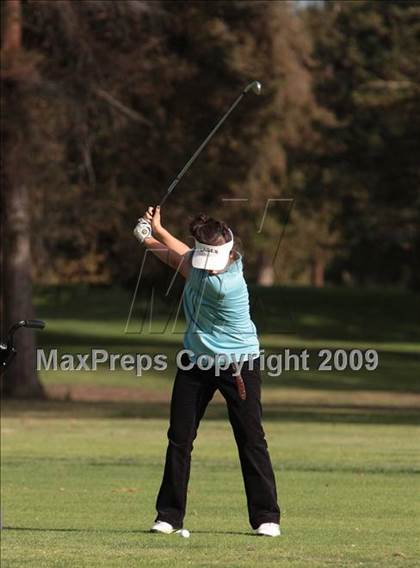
[24,319,46,330]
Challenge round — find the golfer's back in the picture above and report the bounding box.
[183,254,260,363]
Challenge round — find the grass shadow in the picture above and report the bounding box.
[2,398,420,425]
[3,526,252,536]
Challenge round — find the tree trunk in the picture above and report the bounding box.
[310,250,325,288]
[3,0,22,52]
[256,251,275,286]
[3,184,45,397]
[409,227,420,291]
[1,0,45,397]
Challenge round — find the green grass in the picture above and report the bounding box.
[1,402,420,567]
[1,284,420,566]
[33,284,420,393]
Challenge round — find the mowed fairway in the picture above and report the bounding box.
[2,404,419,567]
[1,285,420,566]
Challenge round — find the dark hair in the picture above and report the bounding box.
[189,213,230,244]
[189,213,241,258]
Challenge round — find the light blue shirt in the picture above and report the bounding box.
[183,253,260,363]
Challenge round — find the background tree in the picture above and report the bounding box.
[305,0,420,288]
[12,1,322,289]
[1,0,44,397]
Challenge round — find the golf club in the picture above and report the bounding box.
[0,319,46,374]
[158,80,262,208]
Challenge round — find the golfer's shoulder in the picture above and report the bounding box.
[227,253,244,277]
[221,256,246,290]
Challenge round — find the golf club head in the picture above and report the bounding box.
[6,320,46,346]
[245,81,262,95]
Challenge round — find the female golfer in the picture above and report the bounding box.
[135,206,280,537]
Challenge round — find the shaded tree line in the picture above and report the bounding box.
[305,0,420,289]
[3,1,418,290]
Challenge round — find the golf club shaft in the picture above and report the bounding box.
[159,83,258,208]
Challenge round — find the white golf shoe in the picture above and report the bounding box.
[150,520,175,534]
[255,522,281,537]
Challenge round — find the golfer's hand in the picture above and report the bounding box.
[144,206,163,236]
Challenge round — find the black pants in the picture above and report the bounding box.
[155,356,280,529]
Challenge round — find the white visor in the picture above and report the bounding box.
[192,229,234,270]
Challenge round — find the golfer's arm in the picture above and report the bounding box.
[155,228,191,255]
[143,237,190,278]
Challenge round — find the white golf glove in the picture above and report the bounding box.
[133,217,152,243]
